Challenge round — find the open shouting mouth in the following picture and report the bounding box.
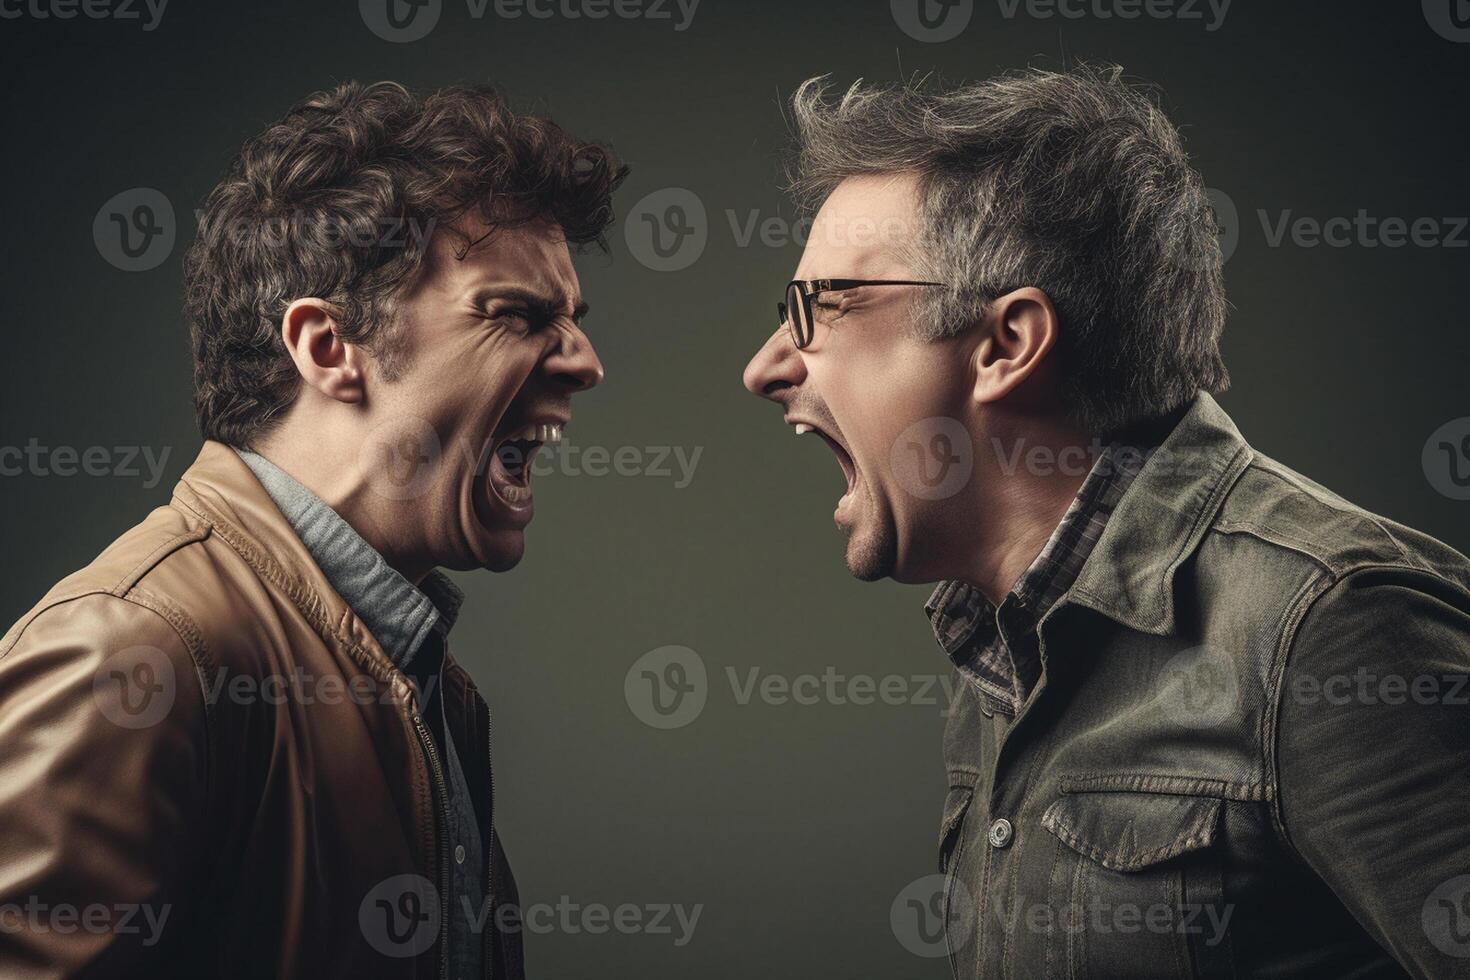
[485,420,564,514]
[788,416,860,528]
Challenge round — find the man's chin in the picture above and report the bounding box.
[842,522,897,582]
[476,527,525,572]
[446,522,525,574]
[466,481,531,571]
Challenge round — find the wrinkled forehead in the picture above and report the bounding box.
[798,173,924,280]
[425,211,579,296]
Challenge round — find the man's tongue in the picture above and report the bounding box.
[490,439,535,504]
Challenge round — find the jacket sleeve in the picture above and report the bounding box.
[1276,567,1470,979]
[0,592,209,978]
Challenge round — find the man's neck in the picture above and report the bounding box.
[245,430,433,586]
[962,426,1092,606]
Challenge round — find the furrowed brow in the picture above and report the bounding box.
[477,287,585,322]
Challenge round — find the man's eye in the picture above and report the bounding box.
[812,294,848,318]
[493,308,531,322]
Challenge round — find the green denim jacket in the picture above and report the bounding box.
[936,393,1470,979]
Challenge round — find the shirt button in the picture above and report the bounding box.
[988,818,1014,849]
[454,845,466,865]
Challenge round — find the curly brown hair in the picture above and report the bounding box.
[183,80,627,446]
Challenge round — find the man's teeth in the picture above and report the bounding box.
[507,423,563,443]
[794,423,814,435]
[501,484,531,505]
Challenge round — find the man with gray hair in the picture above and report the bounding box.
[744,66,1470,977]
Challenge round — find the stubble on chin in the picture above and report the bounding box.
[843,522,897,583]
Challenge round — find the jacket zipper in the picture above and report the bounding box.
[411,708,453,980]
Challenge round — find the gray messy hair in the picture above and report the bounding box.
[785,65,1229,436]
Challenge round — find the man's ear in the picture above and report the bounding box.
[279,298,366,404]
[969,287,1059,407]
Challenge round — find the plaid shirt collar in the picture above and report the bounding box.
[924,441,1152,712]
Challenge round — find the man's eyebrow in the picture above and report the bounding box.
[474,286,588,321]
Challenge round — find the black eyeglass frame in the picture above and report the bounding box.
[778,278,946,349]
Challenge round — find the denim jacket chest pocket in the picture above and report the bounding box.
[1038,783,1235,979]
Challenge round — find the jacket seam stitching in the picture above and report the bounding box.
[115,586,217,826]
[1042,814,1215,871]
[110,525,212,597]
[1234,461,1431,571]
[1264,569,1338,858]
[1059,773,1265,802]
[1213,520,1341,573]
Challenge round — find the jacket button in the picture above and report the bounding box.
[454,845,467,865]
[988,818,1014,849]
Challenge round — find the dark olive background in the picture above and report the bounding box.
[2,2,1467,977]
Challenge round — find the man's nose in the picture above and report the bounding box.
[743,326,806,401]
[544,323,604,392]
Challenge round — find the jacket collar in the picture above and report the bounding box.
[232,448,463,670]
[1056,392,1253,636]
[169,441,408,672]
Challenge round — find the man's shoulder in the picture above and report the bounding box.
[4,494,295,681]
[5,501,210,651]
[1210,448,1470,591]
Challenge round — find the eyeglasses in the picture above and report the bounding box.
[777,278,945,349]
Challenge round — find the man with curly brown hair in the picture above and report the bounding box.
[0,80,625,978]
